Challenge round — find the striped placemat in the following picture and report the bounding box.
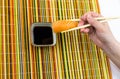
[0,0,112,79]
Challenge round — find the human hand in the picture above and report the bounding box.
[79,12,116,49]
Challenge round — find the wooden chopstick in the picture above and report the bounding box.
[69,16,120,21]
[61,16,120,33]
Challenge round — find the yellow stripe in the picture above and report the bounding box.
[2,0,6,78]
[5,0,10,78]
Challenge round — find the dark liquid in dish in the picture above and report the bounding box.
[33,27,53,45]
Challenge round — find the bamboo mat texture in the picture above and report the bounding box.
[0,0,112,79]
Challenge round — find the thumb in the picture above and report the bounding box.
[87,15,103,30]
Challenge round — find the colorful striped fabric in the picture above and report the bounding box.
[0,0,112,79]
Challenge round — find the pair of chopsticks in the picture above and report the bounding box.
[61,16,120,33]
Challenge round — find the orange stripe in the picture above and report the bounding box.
[19,0,27,78]
[2,0,6,78]
[10,0,16,78]
[27,0,35,78]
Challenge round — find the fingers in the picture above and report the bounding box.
[78,20,84,26]
[80,26,95,35]
[79,12,110,34]
[81,12,100,21]
[80,12,100,33]
[87,14,103,30]
[80,28,90,33]
[80,12,107,32]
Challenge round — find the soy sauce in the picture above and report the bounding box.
[33,27,53,45]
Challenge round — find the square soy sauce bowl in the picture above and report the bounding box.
[31,23,56,47]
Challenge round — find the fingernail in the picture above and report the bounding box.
[78,21,84,26]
